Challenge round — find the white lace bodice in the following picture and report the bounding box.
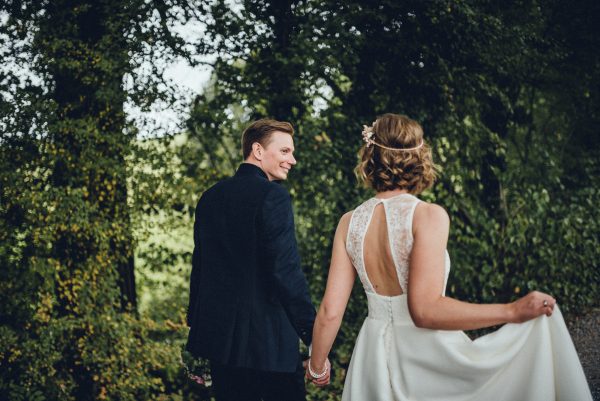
[346,194,450,296]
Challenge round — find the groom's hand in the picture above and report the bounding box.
[306,358,331,387]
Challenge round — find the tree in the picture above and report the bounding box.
[0,1,203,399]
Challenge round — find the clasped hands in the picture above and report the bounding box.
[304,358,331,387]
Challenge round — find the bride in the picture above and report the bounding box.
[305,113,592,401]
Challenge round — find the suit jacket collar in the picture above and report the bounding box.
[235,163,269,180]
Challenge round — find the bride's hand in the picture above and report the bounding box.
[509,291,556,323]
[306,358,331,387]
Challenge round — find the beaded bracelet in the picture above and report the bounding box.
[308,359,328,379]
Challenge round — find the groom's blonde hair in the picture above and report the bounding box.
[242,118,294,159]
[355,113,437,194]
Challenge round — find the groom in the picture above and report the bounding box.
[185,119,317,401]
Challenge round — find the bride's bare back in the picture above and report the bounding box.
[363,203,403,296]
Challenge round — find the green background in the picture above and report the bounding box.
[1,1,598,400]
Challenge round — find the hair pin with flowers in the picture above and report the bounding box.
[362,124,375,147]
[362,123,424,151]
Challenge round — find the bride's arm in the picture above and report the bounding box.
[309,212,356,377]
[407,202,555,331]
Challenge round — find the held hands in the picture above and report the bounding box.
[304,358,331,387]
[509,290,556,323]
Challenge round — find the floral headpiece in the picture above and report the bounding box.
[362,123,424,151]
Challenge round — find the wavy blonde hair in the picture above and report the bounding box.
[355,113,436,194]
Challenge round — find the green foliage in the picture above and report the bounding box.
[0,1,203,400]
[1,312,173,400]
[1,0,599,400]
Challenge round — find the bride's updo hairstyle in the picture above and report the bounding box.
[356,113,436,194]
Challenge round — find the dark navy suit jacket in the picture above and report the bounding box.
[185,163,316,372]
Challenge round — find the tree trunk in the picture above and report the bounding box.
[43,0,136,312]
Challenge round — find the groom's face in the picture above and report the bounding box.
[260,131,296,181]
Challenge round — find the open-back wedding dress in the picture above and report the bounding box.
[342,194,592,401]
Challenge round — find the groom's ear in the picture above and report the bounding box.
[251,142,264,161]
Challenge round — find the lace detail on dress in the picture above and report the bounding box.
[346,198,379,294]
[346,194,448,295]
[383,196,420,293]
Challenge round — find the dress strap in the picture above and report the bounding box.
[382,195,420,293]
[346,198,381,294]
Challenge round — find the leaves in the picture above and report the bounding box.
[1,1,599,400]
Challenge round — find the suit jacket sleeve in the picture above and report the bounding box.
[187,203,202,327]
[261,184,316,346]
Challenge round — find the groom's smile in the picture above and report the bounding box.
[258,131,296,181]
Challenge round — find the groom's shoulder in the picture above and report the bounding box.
[234,175,287,199]
[261,182,292,206]
[199,177,232,197]
[194,176,236,206]
[200,176,288,205]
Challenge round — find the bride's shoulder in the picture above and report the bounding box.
[413,201,449,228]
[333,210,354,238]
[338,210,354,228]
